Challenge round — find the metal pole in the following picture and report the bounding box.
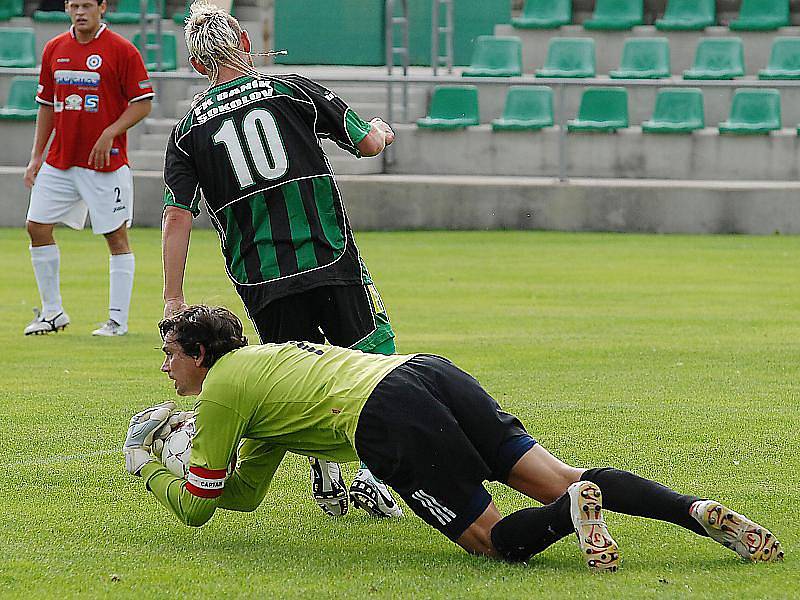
[384,0,395,170]
[445,0,453,74]
[431,0,439,75]
[401,0,408,123]
[558,83,567,182]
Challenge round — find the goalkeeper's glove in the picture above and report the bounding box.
[123,401,176,476]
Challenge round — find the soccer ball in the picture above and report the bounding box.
[160,418,196,479]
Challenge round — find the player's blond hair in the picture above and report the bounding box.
[184,1,263,86]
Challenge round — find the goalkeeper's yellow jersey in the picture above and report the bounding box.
[140,342,412,525]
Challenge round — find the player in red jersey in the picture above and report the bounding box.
[23,0,154,337]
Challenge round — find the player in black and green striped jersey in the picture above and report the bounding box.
[161,3,400,517]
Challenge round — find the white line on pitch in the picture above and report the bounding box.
[1,449,119,468]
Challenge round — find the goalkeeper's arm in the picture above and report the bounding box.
[139,400,287,526]
[139,444,287,526]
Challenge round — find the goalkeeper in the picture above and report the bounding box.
[125,305,783,570]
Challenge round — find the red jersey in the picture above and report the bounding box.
[36,24,154,172]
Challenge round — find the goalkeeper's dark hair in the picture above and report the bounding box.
[159,305,248,368]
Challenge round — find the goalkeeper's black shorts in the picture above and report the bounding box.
[355,354,537,541]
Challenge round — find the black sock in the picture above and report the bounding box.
[490,495,573,562]
[581,467,707,537]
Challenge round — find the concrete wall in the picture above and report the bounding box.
[388,124,800,181]
[1,168,799,234]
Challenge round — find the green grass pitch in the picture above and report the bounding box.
[0,227,797,599]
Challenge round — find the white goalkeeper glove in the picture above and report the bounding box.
[151,411,195,459]
[123,401,176,476]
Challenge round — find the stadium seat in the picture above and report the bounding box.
[642,88,704,133]
[567,87,628,132]
[0,0,22,18]
[133,31,178,71]
[107,0,165,24]
[511,0,571,29]
[462,36,522,77]
[535,38,595,78]
[491,86,553,131]
[655,0,715,31]
[718,89,781,134]
[32,9,71,22]
[683,38,745,79]
[729,0,789,32]
[0,27,36,68]
[0,0,12,21]
[0,76,39,120]
[416,86,480,129]
[583,0,643,30]
[759,38,800,79]
[609,38,670,79]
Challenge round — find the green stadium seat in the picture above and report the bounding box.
[729,0,789,32]
[759,38,800,79]
[718,89,781,134]
[568,87,628,132]
[32,9,71,22]
[0,0,12,21]
[656,0,715,31]
[107,0,165,24]
[133,31,178,71]
[417,86,480,129]
[583,0,643,30]
[609,38,670,79]
[491,86,553,131]
[642,88,704,133]
[511,0,571,29]
[0,27,36,68]
[683,38,744,79]
[535,38,595,78]
[0,76,39,120]
[462,36,522,77]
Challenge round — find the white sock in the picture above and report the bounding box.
[109,253,135,327]
[30,244,62,316]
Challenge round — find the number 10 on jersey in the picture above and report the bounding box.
[212,108,289,189]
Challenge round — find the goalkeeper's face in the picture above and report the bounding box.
[160,335,206,396]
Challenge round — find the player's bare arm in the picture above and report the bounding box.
[162,205,193,317]
[88,99,152,169]
[357,118,395,157]
[24,105,55,189]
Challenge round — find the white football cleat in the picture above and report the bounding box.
[309,457,348,517]
[24,308,70,335]
[568,481,620,572]
[349,468,403,518]
[92,319,128,336]
[691,500,783,562]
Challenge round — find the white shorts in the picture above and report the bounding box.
[27,163,134,234]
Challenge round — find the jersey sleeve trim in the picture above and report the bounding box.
[35,97,54,106]
[129,92,155,103]
[345,109,372,146]
[164,184,202,217]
